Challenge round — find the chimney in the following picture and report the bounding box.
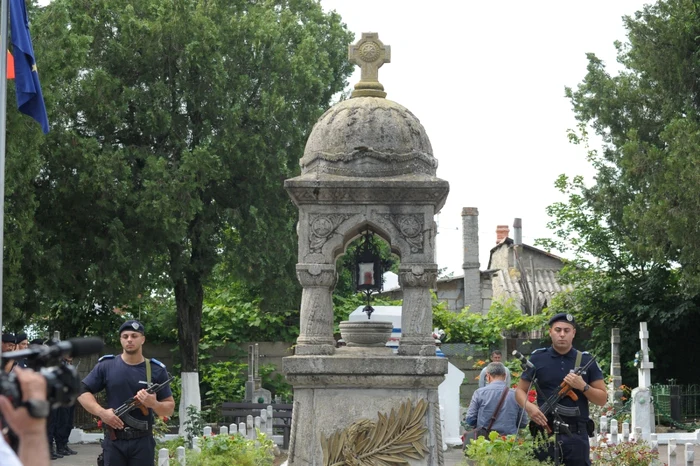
[496,225,509,244]
[513,218,522,245]
[461,207,481,313]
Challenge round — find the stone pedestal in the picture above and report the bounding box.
[631,387,655,442]
[284,352,447,465]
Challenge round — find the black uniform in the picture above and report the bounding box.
[82,355,172,466]
[521,346,603,466]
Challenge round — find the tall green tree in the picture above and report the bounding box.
[541,0,700,383]
[27,0,354,371]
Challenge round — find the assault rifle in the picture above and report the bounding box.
[107,375,174,440]
[530,355,597,436]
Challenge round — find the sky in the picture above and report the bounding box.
[320,0,651,276]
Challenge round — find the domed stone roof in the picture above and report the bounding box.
[300,97,437,178]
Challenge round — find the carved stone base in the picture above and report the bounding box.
[294,344,336,356]
[283,354,447,465]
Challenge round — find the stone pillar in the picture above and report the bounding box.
[398,264,438,356]
[294,263,336,355]
[461,208,481,314]
[610,328,623,407]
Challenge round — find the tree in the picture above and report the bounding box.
[28,0,354,373]
[539,0,700,384]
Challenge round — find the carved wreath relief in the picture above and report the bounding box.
[321,399,428,466]
[309,214,351,254]
[383,214,424,253]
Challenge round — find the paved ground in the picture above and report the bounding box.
[47,442,699,465]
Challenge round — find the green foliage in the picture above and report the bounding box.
[183,405,206,448]
[465,430,553,466]
[433,299,551,349]
[23,0,354,370]
[185,431,275,466]
[539,0,700,385]
[198,362,292,421]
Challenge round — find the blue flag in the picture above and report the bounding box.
[10,0,49,134]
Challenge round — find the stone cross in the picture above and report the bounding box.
[245,343,261,402]
[348,32,391,98]
[610,328,623,407]
[638,322,654,388]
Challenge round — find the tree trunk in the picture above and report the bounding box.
[175,273,204,372]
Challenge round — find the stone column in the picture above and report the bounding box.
[610,328,623,408]
[295,263,336,355]
[398,264,438,356]
[461,207,481,314]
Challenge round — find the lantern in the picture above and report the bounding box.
[354,231,384,318]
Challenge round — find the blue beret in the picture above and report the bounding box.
[548,313,576,327]
[119,320,145,335]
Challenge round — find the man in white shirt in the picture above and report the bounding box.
[478,350,511,388]
[0,367,50,466]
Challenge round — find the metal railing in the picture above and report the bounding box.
[652,383,700,422]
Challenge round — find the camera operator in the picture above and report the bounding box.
[0,367,50,466]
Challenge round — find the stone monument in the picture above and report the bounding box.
[610,328,623,408]
[631,321,655,442]
[283,32,449,465]
[245,343,272,404]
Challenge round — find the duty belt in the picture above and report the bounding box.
[112,427,152,440]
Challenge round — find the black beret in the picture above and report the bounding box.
[548,313,576,327]
[15,332,28,343]
[1,333,16,343]
[29,338,45,346]
[119,320,145,335]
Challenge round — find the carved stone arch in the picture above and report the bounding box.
[330,219,400,265]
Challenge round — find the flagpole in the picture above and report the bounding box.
[0,0,8,335]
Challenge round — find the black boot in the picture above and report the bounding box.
[58,444,78,455]
[50,445,63,460]
[56,444,78,456]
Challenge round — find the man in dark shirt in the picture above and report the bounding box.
[515,313,607,465]
[77,320,175,466]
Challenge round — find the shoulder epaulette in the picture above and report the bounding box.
[531,347,547,354]
[150,358,166,369]
[582,351,591,355]
[98,354,115,362]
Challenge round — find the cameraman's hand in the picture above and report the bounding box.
[100,408,124,430]
[0,367,47,436]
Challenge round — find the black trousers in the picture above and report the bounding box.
[53,405,75,446]
[103,434,155,466]
[536,428,591,466]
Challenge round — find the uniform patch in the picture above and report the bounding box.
[566,314,574,321]
[150,358,166,369]
[98,354,115,362]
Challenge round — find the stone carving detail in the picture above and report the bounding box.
[321,399,428,466]
[384,214,424,253]
[309,214,351,254]
[296,264,337,288]
[433,399,444,466]
[399,265,438,288]
[290,186,447,204]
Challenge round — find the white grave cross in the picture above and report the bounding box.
[638,322,654,388]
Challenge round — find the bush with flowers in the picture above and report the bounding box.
[591,437,662,466]
[464,430,553,466]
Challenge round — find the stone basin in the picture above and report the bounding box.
[339,320,393,347]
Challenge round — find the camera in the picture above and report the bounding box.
[0,337,103,408]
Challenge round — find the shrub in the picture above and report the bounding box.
[187,431,275,466]
[591,439,661,466]
[464,430,553,466]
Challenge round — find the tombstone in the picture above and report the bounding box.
[266,406,274,436]
[650,433,659,452]
[610,328,623,408]
[247,415,254,439]
[219,425,228,435]
[622,421,630,442]
[245,343,271,403]
[158,448,169,466]
[202,426,211,437]
[631,322,656,442]
[239,422,246,437]
[609,419,619,445]
[283,32,449,465]
[229,423,237,435]
[176,446,186,466]
[686,444,695,466]
[669,438,678,466]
